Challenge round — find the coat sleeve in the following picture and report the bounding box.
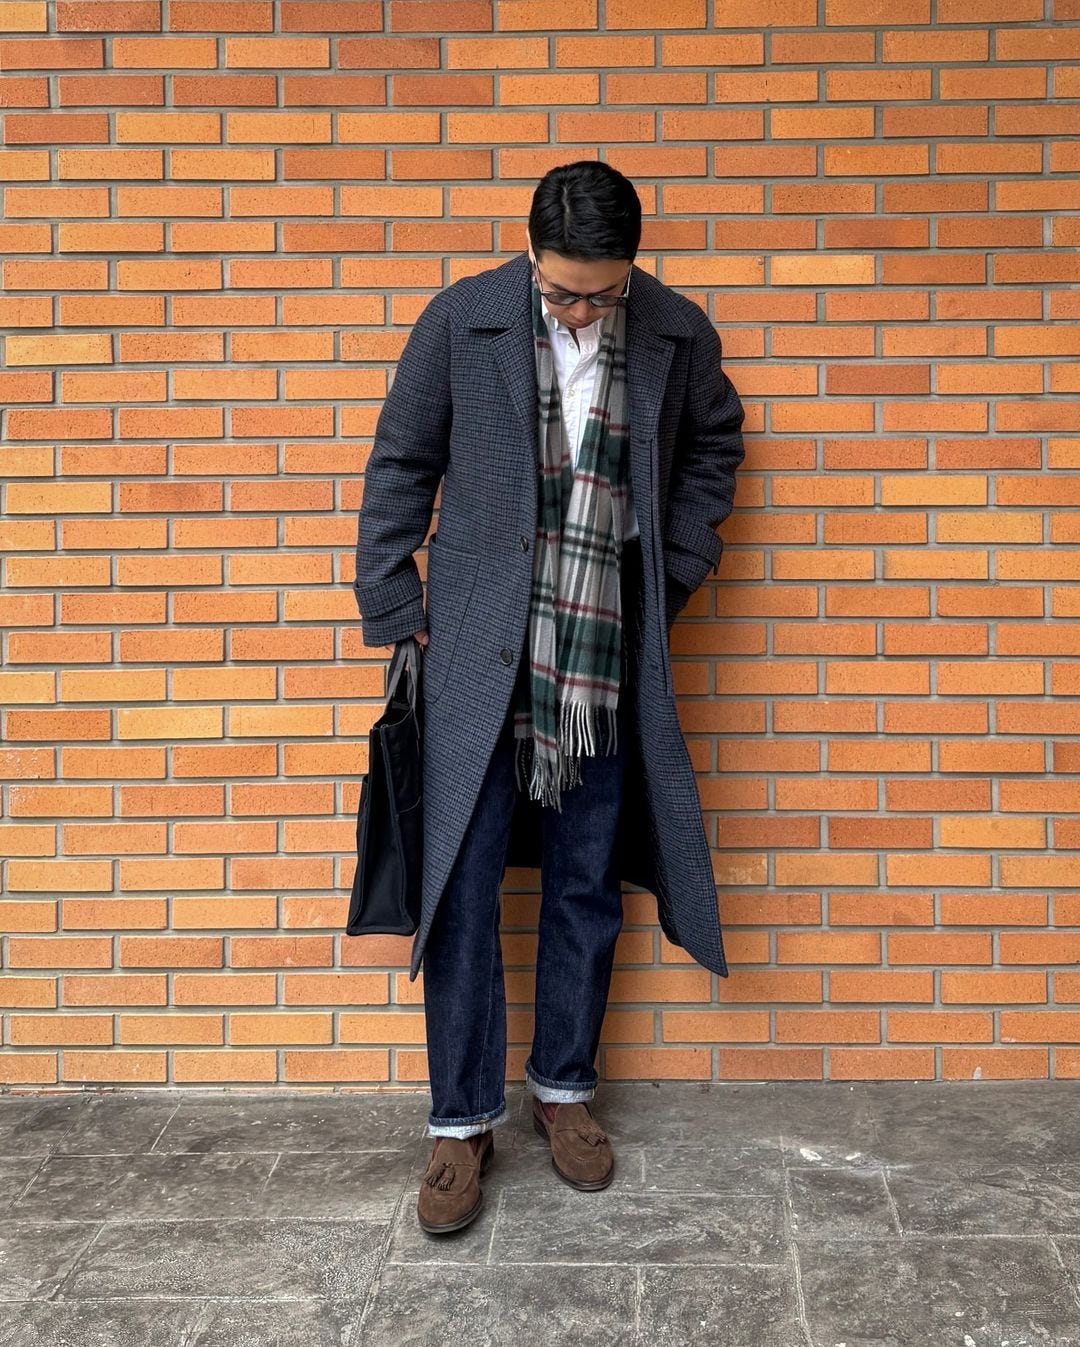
[352,286,454,648]
[663,309,746,609]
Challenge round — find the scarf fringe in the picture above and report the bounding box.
[514,701,618,812]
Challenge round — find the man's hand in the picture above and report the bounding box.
[382,629,429,652]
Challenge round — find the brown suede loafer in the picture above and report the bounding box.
[416,1131,495,1235]
[531,1097,615,1190]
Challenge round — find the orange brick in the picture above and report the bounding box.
[606,1048,711,1078]
[507,72,604,107]
[0,901,56,932]
[119,1014,224,1045]
[496,0,597,25]
[446,37,547,67]
[172,973,275,1005]
[10,1018,111,1050]
[0,976,56,1009]
[64,975,166,1007]
[282,1049,388,1082]
[171,1050,278,1082]
[64,1051,167,1083]
[392,74,493,105]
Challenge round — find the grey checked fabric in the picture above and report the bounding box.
[353,250,746,983]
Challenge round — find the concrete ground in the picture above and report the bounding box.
[1,1079,1079,1346]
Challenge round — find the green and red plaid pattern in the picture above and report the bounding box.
[511,276,630,810]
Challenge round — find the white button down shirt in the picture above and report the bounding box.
[538,291,641,543]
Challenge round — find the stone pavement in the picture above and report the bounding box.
[1,1080,1079,1346]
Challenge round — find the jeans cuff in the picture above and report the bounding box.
[426,1104,509,1139]
[524,1059,597,1104]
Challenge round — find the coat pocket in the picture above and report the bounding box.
[422,532,481,705]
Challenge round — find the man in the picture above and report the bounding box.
[352,161,746,1235]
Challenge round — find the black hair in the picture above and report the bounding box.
[527,160,642,262]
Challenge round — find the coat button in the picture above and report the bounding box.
[499,647,513,665]
[519,534,529,551]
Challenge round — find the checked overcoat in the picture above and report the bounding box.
[352,250,746,983]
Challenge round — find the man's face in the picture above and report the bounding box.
[526,234,632,332]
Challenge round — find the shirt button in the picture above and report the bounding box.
[519,535,529,551]
[499,647,513,665]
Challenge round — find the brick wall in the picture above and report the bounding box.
[1,0,1078,1091]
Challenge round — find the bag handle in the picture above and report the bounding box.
[387,634,422,716]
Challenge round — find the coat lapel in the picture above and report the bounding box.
[467,250,692,451]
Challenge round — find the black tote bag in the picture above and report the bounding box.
[346,635,424,936]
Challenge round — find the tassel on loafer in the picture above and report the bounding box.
[531,1097,615,1190]
[416,1131,495,1235]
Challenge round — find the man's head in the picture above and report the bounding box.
[526,160,641,331]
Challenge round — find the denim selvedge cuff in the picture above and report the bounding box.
[524,1060,597,1104]
[426,1106,510,1140]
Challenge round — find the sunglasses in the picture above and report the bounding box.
[530,257,632,310]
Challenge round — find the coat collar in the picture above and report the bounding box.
[465,250,690,444]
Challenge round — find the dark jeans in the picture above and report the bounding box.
[421,537,642,1139]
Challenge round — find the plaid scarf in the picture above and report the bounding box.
[510,275,630,811]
